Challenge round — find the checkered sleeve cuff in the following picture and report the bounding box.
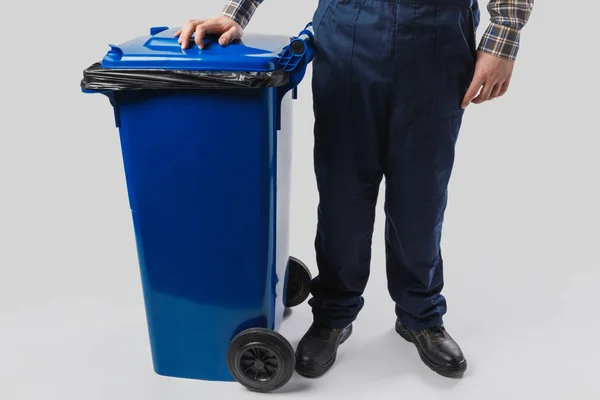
[478,22,521,61]
[221,0,260,29]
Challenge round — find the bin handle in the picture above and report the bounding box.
[274,23,315,130]
[276,23,315,73]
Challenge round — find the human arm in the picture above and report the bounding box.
[462,0,534,107]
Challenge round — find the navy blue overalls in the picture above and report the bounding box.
[309,0,480,331]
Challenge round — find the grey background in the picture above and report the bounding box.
[1,0,599,399]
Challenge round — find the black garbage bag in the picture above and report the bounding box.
[80,62,290,92]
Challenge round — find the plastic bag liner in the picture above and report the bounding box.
[80,62,290,92]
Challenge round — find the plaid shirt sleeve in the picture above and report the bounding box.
[222,0,264,29]
[478,0,534,61]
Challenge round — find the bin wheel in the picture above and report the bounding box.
[285,256,312,308]
[226,328,295,393]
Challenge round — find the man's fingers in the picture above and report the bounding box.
[472,82,495,104]
[460,52,515,107]
[178,17,242,50]
[489,83,504,100]
[194,21,224,49]
[461,77,484,109]
[179,22,199,49]
[195,24,208,49]
[218,26,238,46]
[498,81,510,97]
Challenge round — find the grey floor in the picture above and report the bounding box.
[2,197,599,399]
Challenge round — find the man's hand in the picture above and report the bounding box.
[174,17,243,50]
[462,51,515,109]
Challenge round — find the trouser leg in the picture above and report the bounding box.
[309,0,395,328]
[383,1,477,330]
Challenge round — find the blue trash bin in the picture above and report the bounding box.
[81,24,315,393]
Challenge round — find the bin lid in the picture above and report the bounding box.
[101,26,292,72]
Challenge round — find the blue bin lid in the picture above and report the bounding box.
[102,26,292,72]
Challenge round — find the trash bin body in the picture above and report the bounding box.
[82,27,312,383]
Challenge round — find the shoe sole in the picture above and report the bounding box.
[295,325,353,379]
[395,323,467,379]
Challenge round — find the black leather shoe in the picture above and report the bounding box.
[395,320,467,378]
[295,323,353,378]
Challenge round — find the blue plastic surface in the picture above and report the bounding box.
[84,26,313,382]
[116,88,292,381]
[103,27,293,71]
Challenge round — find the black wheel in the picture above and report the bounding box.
[226,328,295,393]
[285,256,312,308]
